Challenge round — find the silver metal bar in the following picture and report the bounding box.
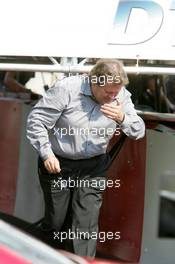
[0,63,92,72]
[125,66,175,75]
[1,63,175,74]
[48,57,59,65]
[78,58,88,65]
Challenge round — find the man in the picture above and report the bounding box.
[0,71,39,100]
[26,59,145,257]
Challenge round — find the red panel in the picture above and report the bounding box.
[0,246,31,264]
[0,99,22,214]
[61,250,129,264]
[97,136,146,263]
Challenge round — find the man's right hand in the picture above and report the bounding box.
[44,155,61,174]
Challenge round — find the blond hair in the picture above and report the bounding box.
[89,59,129,86]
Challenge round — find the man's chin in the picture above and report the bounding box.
[103,99,113,104]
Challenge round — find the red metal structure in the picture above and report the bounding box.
[0,99,22,214]
[98,136,146,262]
[0,246,31,264]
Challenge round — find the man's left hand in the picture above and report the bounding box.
[100,102,125,123]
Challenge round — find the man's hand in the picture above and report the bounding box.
[100,101,125,123]
[44,155,61,174]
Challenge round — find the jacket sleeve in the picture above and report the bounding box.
[119,88,145,139]
[26,81,69,160]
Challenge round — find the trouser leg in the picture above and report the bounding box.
[38,158,71,232]
[70,155,110,257]
[71,178,104,257]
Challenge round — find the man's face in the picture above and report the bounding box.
[92,83,122,104]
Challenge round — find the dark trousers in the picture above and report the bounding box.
[38,153,110,257]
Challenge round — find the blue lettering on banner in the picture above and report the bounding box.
[109,0,164,45]
[170,0,175,9]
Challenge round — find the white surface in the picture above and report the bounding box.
[0,0,175,60]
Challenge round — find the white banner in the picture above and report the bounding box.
[0,0,175,60]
